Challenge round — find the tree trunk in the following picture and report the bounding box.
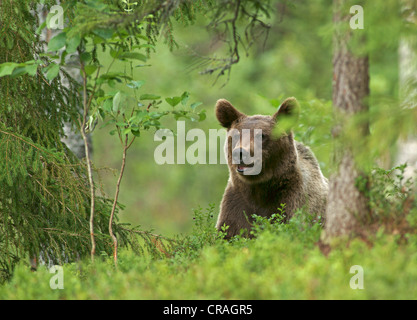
[324,0,370,239]
[30,4,92,269]
[36,4,92,160]
[396,4,417,180]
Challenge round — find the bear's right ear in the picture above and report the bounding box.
[273,97,300,121]
[215,99,245,129]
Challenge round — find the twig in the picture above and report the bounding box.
[78,61,96,263]
[109,133,130,268]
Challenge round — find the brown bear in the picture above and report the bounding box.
[215,97,328,238]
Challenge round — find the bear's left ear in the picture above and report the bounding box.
[273,97,300,121]
[215,99,245,129]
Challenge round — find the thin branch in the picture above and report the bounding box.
[197,0,272,86]
[78,61,96,263]
[0,129,56,156]
[109,133,129,268]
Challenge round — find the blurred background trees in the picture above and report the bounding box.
[93,0,416,237]
[93,0,336,235]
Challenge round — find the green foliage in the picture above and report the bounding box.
[2,200,417,299]
[0,0,273,280]
[170,204,223,261]
[0,0,94,282]
[363,164,417,234]
[0,0,209,282]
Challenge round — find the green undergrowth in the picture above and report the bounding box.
[2,204,417,300]
[1,166,417,300]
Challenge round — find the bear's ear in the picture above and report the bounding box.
[215,99,245,128]
[273,97,300,121]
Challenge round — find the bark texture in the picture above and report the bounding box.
[324,0,370,239]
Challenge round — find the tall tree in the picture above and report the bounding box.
[396,1,417,180]
[324,0,370,239]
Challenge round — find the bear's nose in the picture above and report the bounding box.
[232,148,250,164]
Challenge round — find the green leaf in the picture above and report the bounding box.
[172,110,190,121]
[47,32,67,52]
[102,99,113,112]
[46,63,60,81]
[66,34,81,54]
[84,65,98,76]
[85,0,108,10]
[80,52,92,63]
[11,67,27,78]
[25,64,38,76]
[93,35,104,45]
[198,110,206,122]
[190,102,202,110]
[181,91,190,106]
[110,48,122,59]
[120,52,147,62]
[93,28,114,39]
[131,129,140,137]
[140,94,161,100]
[165,96,181,107]
[126,80,145,89]
[0,63,18,77]
[113,91,122,112]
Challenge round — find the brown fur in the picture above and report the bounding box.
[215,97,328,238]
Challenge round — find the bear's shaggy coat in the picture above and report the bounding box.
[215,98,328,238]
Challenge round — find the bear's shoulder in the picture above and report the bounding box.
[295,141,315,161]
[295,140,321,170]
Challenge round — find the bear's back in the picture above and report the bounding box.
[295,141,328,216]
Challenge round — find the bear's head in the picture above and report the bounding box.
[215,97,300,184]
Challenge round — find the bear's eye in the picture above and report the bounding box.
[256,133,267,142]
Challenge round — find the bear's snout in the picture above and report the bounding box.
[232,147,251,165]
